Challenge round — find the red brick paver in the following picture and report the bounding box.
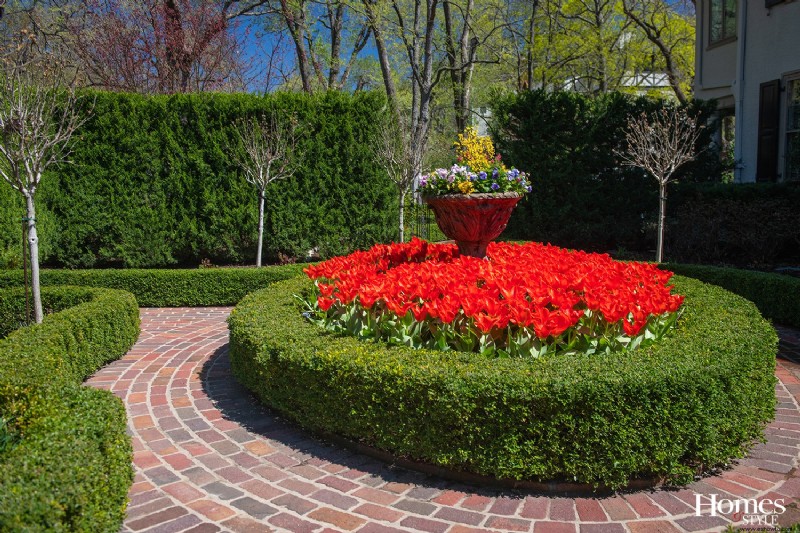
[86,309,800,532]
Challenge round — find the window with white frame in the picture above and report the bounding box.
[710,0,737,44]
[786,78,800,181]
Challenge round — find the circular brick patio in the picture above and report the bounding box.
[86,308,800,533]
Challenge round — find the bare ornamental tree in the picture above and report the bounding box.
[0,54,84,323]
[372,117,414,242]
[234,114,299,267]
[616,107,702,263]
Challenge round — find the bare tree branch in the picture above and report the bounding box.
[0,38,86,321]
[615,107,703,262]
[233,113,301,266]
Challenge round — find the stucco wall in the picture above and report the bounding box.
[694,0,737,101]
[737,0,800,182]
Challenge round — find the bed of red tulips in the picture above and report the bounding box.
[303,238,684,357]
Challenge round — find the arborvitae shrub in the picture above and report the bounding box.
[0,91,397,268]
[491,90,721,253]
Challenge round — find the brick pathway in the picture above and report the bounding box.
[86,308,800,533]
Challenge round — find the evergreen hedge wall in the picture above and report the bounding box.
[0,91,396,268]
[490,90,721,254]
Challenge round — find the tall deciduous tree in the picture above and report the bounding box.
[616,107,702,263]
[0,42,83,322]
[67,0,252,92]
[269,0,372,93]
[621,0,694,104]
[363,0,508,182]
[234,113,299,266]
[560,0,638,93]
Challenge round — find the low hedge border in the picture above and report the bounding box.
[663,263,800,329]
[0,286,140,531]
[0,264,305,307]
[229,275,777,490]
[0,286,96,339]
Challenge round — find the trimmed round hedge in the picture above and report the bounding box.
[0,286,139,531]
[229,275,777,489]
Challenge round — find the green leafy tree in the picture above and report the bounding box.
[621,0,695,104]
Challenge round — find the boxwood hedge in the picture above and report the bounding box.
[663,263,800,329]
[0,286,139,531]
[229,275,777,489]
[0,286,96,338]
[0,264,304,307]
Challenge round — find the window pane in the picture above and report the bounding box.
[789,80,800,131]
[786,133,800,181]
[710,0,722,41]
[724,0,737,38]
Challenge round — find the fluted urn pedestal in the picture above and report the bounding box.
[423,192,522,259]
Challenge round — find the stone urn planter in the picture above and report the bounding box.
[423,192,522,258]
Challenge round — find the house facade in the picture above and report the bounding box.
[694,0,800,182]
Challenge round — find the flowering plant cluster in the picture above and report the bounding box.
[303,238,684,358]
[418,127,531,196]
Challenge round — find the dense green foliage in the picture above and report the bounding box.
[0,91,397,268]
[0,264,304,306]
[0,286,139,530]
[0,416,14,454]
[229,275,776,489]
[667,182,800,267]
[490,90,720,253]
[663,264,800,329]
[0,286,95,338]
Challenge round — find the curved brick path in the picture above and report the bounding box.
[86,309,800,533]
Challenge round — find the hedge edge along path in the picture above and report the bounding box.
[0,264,305,307]
[0,286,140,531]
[663,262,800,329]
[229,275,777,490]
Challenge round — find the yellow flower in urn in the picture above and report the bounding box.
[458,181,476,194]
[454,127,496,172]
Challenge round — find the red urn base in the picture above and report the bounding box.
[423,192,522,259]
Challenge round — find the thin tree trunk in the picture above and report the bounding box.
[399,189,406,242]
[443,0,473,132]
[457,0,474,131]
[656,183,666,263]
[25,194,43,323]
[256,191,265,267]
[280,0,313,93]
[442,1,461,131]
[327,1,344,88]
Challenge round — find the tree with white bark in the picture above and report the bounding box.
[0,42,83,323]
[234,113,299,267]
[372,115,413,242]
[616,106,702,263]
